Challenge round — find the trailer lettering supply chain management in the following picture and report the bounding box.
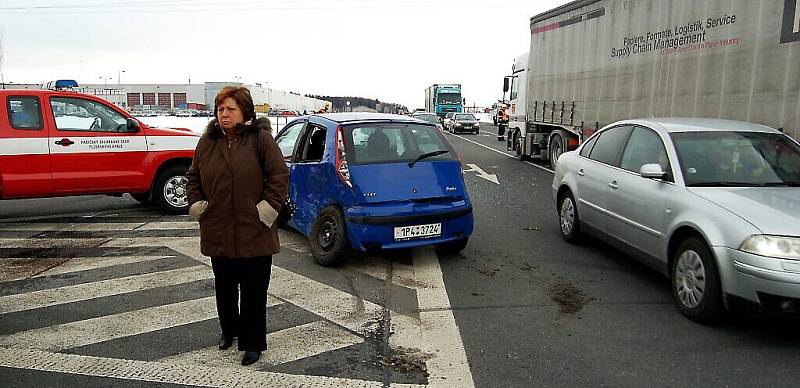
[504,0,800,168]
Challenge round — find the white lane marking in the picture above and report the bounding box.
[0,348,382,387]
[33,255,177,277]
[446,130,555,174]
[462,163,500,185]
[0,265,213,314]
[412,247,475,388]
[159,320,363,368]
[269,266,383,334]
[0,222,146,231]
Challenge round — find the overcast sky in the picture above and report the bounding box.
[0,0,571,109]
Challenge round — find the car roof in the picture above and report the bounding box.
[616,117,780,134]
[312,112,431,125]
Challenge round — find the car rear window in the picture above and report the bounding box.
[413,114,439,124]
[344,123,456,165]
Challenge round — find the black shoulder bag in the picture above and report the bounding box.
[252,129,295,228]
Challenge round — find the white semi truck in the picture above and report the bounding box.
[505,0,800,168]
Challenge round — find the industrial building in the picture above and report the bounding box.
[1,81,329,114]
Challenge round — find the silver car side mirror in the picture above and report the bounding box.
[640,163,666,179]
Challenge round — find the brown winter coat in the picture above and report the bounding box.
[186,117,289,258]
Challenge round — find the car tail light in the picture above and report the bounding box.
[335,125,353,188]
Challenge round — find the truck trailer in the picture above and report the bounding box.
[506,0,800,168]
[425,84,463,117]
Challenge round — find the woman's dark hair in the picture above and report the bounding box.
[207,86,257,138]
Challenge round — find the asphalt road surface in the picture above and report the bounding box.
[0,125,798,387]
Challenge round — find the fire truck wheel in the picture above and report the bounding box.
[153,165,190,214]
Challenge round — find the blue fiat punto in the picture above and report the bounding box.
[275,113,473,266]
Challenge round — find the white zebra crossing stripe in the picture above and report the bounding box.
[0,222,147,231]
[0,348,385,388]
[0,238,111,249]
[269,266,384,334]
[0,265,213,314]
[135,221,198,230]
[33,255,177,277]
[0,297,283,351]
[159,320,363,368]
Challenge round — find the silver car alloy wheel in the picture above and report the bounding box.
[163,176,188,208]
[675,250,707,309]
[560,196,575,235]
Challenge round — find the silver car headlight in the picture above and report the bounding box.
[740,235,800,259]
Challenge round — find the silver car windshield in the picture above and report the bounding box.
[671,131,800,187]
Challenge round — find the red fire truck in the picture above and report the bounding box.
[0,80,199,213]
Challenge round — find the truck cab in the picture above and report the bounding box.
[0,81,200,213]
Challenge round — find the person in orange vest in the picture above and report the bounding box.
[497,105,509,141]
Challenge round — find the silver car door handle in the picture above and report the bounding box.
[577,169,585,176]
[609,181,619,190]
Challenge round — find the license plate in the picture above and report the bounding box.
[393,223,441,241]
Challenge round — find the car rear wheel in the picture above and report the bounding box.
[671,237,725,323]
[437,237,469,254]
[558,191,582,243]
[153,165,190,214]
[310,206,349,266]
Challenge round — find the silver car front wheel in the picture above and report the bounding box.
[558,191,582,243]
[671,237,724,323]
[674,250,706,308]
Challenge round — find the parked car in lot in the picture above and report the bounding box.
[446,113,480,134]
[275,113,474,266]
[411,111,444,130]
[553,118,800,323]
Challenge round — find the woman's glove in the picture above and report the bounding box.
[189,200,208,221]
[256,200,278,228]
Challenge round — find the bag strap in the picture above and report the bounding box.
[251,128,266,178]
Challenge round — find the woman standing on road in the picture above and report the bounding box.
[186,86,289,366]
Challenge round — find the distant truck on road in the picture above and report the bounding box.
[425,84,463,118]
[505,0,800,168]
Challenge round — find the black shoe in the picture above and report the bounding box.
[218,335,234,350]
[241,351,261,366]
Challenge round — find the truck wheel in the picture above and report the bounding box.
[153,165,190,214]
[310,206,350,266]
[549,133,566,170]
[514,131,530,161]
[671,237,725,323]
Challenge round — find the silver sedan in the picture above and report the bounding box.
[552,118,800,323]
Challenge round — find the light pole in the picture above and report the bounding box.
[117,69,125,107]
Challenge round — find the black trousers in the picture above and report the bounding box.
[210,256,273,351]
